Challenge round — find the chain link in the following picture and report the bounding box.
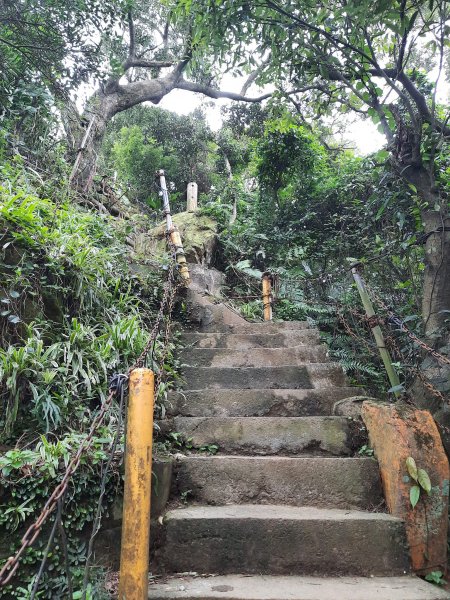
[132,251,177,372]
[0,241,183,587]
[366,284,450,367]
[0,386,115,585]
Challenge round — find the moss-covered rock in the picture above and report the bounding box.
[130,211,218,265]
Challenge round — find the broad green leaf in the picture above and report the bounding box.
[418,468,431,494]
[410,485,420,508]
[406,457,418,481]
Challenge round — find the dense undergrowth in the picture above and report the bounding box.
[0,92,448,599]
[197,107,443,400]
[0,160,180,598]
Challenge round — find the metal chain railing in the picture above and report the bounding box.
[0,386,116,585]
[0,239,183,588]
[365,284,450,367]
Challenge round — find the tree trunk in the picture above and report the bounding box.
[68,74,181,191]
[68,95,112,192]
[224,155,237,224]
[399,163,450,341]
[422,211,450,340]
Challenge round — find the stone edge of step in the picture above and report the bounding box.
[147,575,450,600]
[163,504,403,522]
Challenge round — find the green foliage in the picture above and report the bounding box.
[406,457,432,509]
[0,432,121,599]
[0,0,125,163]
[358,445,374,457]
[102,106,215,211]
[203,104,429,396]
[0,161,181,596]
[425,571,447,586]
[0,165,165,439]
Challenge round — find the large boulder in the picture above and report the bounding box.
[130,212,218,265]
[362,400,449,575]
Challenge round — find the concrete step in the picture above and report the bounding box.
[159,505,409,576]
[181,364,346,390]
[173,416,353,456]
[174,456,382,509]
[180,346,328,368]
[181,330,321,349]
[149,574,450,600]
[207,321,310,334]
[168,387,359,417]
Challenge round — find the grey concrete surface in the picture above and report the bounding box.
[180,330,321,349]
[179,346,328,367]
[173,416,352,456]
[168,387,362,417]
[174,455,382,509]
[149,575,450,600]
[181,364,346,390]
[160,505,409,576]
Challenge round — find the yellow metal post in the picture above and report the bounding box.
[262,273,273,321]
[118,368,154,600]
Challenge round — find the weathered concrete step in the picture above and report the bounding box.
[168,387,359,417]
[173,416,353,456]
[174,456,382,509]
[181,364,346,390]
[149,574,450,600]
[159,505,409,576]
[180,346,328,367]
[181,330,321,349]
[208,321,310,334]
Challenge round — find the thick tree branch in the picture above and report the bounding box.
[162,19,170,50]
[397,0,408,71]
[176,78,272,101]
[123,10,174,72]
[124,58,174,69]
[127,11,136,59]
[240,56,271,96]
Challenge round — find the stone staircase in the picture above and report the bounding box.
[150,317,450,599]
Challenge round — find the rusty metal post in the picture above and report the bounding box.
[262,272,273,321]
[118,368,154,600]
[351,263,402,397]
[157,169,190,285]
[186,182,198,211]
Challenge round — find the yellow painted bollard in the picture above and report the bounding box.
[118,369,154,600]
[262,272,273,321]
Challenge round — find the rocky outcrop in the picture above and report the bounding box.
[129,212,218,265]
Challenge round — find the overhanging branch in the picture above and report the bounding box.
[175,78,272,101]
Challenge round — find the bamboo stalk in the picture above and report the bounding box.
[262,273,273,321]
[156,169,190,285]
[351,263,402,397]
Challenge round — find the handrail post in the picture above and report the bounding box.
[262,272,273,321]
[351,263,402,398]
[186,182,198,211]
[156,169,190,285]
[118,368,154,600]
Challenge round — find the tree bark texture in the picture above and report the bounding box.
[422,211,450,340]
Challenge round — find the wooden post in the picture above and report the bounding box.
[187,182,198,211]
[118,368,154,600]
[262,272,273,321]
[351,263,402,397]
[156,169,190,285]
